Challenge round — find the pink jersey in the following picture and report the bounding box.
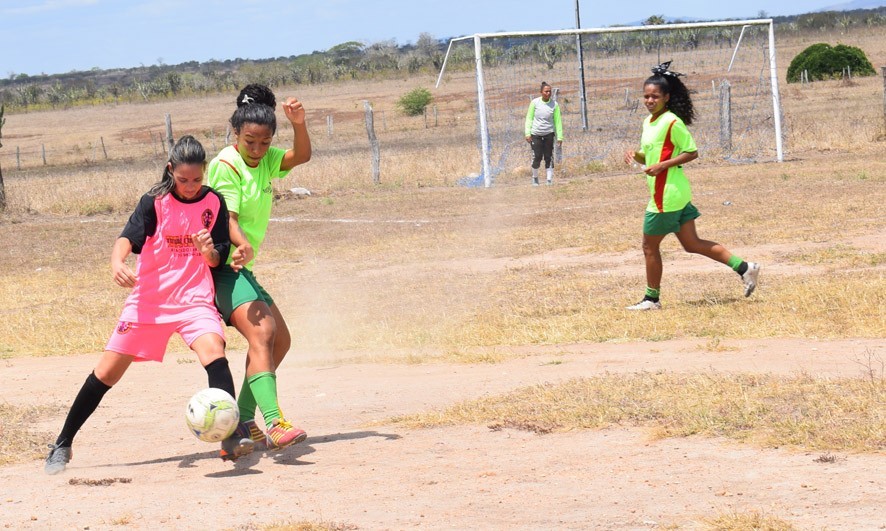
[119,189,227,324]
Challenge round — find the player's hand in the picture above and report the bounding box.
[111,261,137,288]
[282,97,305,125]
[192,229,215,256]
[644,162,665,176]
[623,150,637,165]
[230,243,254,272]
[525,136,532,144]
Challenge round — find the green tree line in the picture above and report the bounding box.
[2,6,884,112]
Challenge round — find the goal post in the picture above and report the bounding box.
[437,19,785,187]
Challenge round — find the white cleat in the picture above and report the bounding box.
[626,299,662,311]
[741,262,761,297]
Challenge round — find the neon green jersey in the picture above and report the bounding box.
[207,145,289,269]
[639,110,697,213]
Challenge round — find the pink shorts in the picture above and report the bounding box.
[105,315,225,362]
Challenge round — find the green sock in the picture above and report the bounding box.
[727,255,743,271]
[237,375,258,421]
[645,286,660,299]
[247,372,281,425]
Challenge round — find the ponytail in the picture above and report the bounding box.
[148,135,206,197]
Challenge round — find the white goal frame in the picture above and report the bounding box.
[437,19,784,188]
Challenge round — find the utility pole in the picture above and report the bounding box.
[575,0,589,131]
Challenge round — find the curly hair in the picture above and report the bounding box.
[230,83,277,134]
[644,74,695,126]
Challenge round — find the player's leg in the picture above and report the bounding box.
[45,351,133,475]
[530,135,543,185]
[185,321,255,461]
[675,215,760,297]
[268,303,291,369]
[626,233,665,310]
[230,301,305,449]
[543,133,554,184]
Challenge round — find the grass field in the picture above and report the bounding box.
[0,26,884,530]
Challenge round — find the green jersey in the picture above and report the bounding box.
[207,145,290,270]
[639,110,697,213]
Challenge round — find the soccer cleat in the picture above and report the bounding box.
[546,178,552,186]
[219,422,255,462]
[626,299,662,311]
[532,177,539,187]
[741,262,761,297]
[241,419,267,449]
[45,443,72,475]
[265,418,307,450]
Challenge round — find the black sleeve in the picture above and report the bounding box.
[209,189,231,270]
[119,194,157,254]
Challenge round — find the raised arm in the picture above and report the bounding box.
[280,96,312,171]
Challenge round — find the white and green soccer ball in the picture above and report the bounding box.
[185,388,239,443]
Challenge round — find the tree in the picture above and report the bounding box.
[397,87,433,116]
[786,43,877,83]
[644,15,666,25]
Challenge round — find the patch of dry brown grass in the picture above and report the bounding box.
[698,509,797,531]
[0,403,64,466]
[389,372,886,452]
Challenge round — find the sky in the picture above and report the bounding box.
[1,0,882,77]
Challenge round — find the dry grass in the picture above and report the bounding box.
[0,30,883,471]
[697,510,797,531]
[0,403,64,465]
[232,521,356,531]
[389,372,886,452]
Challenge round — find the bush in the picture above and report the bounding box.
[397,87,433,116]
[786,43,876,83]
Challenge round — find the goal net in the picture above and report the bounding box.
[437,20,785,187]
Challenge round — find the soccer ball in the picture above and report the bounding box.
[185,388,239,443]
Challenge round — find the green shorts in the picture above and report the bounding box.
[212,265,275,324]
[643,202,701,236]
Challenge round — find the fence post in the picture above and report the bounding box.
[327,115,333,137]
[553,87,562,164]
[16,146,21,170]
[100,136,108,159]
[165,113,174,153]
[381,110,387,131]
[433,104,438,127]
[0,104,5,210]
[882,66,886,135]
[363,101,380,184]
[225,125,231,146]
[42,144,47,165]
[719,80,732,154]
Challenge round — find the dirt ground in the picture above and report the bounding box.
[1,337,884,530]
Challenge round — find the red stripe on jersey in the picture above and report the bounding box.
[653,120,677,213]
[219,159,241,178]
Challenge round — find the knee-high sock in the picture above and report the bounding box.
[237,374,258,421]
[247,372,281,425]
[204,358,236,398]
[55,372,111,447]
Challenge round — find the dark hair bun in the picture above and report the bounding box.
[236,84,276,108]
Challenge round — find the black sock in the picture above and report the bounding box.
[736,262,749,276]
[56,372,112,447]
[643,295,660,303]
[204,358,236,398]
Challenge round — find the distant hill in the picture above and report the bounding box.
[818,0,886,11]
